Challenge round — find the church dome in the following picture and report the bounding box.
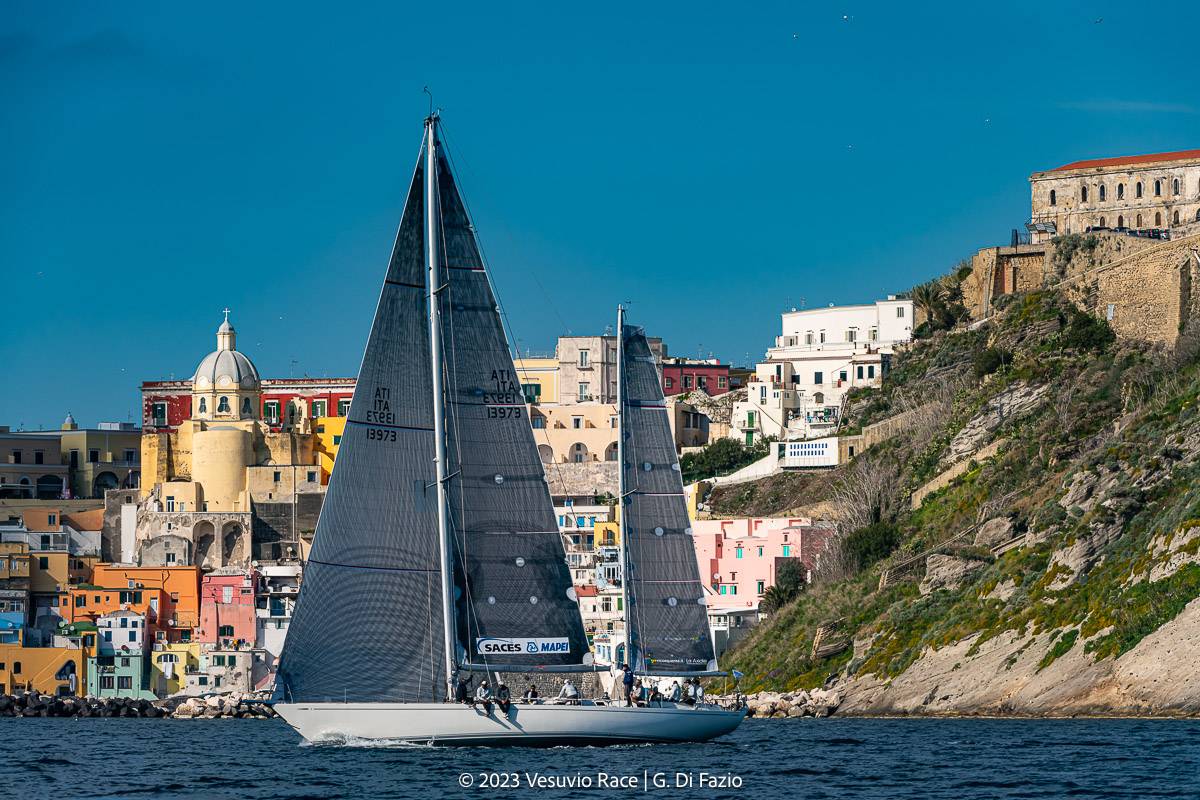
[192,313,261,391]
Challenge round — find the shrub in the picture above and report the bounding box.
[973,347,1013,379]
[679,437,771,484]
[842,522,901,572]
[1061,308,1115,352]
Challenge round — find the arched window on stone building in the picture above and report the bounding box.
[1117,183,1125,200]
[1137,214,1143,228]
[217,396,230,413]
[1081,185,1088,202]
[1099,184,1106,201]
[1155,180,1162,197]
[1049,189,1056,206]
[1137,182,1143,198]
[1173,210,1180,225]
[241,397,252,417]
[1173,178,1180,196]
[1155,212,1162,227]
[1117,215,1124,228]
[198,397,207,414]
[1098,217,1106,228]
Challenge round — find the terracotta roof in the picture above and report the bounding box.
[1047,149,1200,173]
[573,585,599,597]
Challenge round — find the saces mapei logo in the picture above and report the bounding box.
[476,637,571,655]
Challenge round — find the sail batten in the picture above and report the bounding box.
[619,319,718,676]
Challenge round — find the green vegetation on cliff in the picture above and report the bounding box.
[717,289,1200,693]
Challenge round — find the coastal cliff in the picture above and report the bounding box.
[715,282,1200,716]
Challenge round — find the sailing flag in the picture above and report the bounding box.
[732,670,745,680]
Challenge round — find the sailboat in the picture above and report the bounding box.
[273,115,745,745]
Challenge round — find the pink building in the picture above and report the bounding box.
[198,570,259,645]
[692,517,836,609]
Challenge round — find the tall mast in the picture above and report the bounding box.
[616,304,635,671]
[425,114,457,700]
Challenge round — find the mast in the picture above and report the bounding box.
[616,304,634,671]
[426,113,457,700]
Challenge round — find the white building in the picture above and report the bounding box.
[254,561,301,676]
[97,609,148,656]
[731,297,914,442]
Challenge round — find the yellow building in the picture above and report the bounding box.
[530,403,620,464]
[594,519,621,549]
[151,641,201,696]
[513,357,560,404]
[312,416,346,482]
[0,643,85,695]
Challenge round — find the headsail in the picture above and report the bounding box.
[275,154,448,703]
[434,145,592,670]
[618,313,717,675]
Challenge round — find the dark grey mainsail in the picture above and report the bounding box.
[275,157,448,703]
[619,316,717,675]
[434,149,591,669]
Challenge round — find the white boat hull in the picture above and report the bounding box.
[275,701,746,746]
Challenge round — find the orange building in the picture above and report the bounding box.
[0,643,87,695]
[79,564,201,643]
[68,585,168,625]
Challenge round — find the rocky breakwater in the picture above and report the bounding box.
[0,692,168,718]
[713,688,843,718]
[167,691,278,720]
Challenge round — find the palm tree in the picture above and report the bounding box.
[910,281,946,328]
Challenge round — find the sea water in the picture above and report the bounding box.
[3,716,1198,799]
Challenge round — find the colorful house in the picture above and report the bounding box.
[0,643,85,695]
[150,641,201,697]
[691,517,837,607]
[198,570,258,645]
[86,564,201,643]
[86,609,155,699]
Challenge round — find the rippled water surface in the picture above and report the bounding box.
[3,717,1199,799]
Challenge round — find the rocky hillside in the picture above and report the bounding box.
[720,289,1200,715]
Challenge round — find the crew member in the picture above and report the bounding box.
[621,664,635,707]
[496,682,512,715]
[475,679,494,714]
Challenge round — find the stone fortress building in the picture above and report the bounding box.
[1029,148,1200,242]
[107,314,327,567]
[965,148,1200,348]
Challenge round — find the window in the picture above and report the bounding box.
[306,471,317,482]
[118,676,132,690]
[332,434,342,445]
[1049,189,1056,206]
[312,400,327,417]
[1099,184,1106,201]
[683,375,693,389]
[719,585,727,595]
[1117,215,1124,228]
[520,383,541,404]
[609,416,618,429]
[718,376,727,388]
[1098,217,1106,228]
[337,398,351,416]
[273,471,281,482]
[34,450,44,465]
[896,306,905,318]
[88,449,100,463]
[756,580,765,594]
[166,552,176,564]
[735,547,743,559]
[128,631,136,642]
[166,496,175,512]
[664,377,673,389]
[123,449,136,463]
[757,546,763,557]
[38,556,48,570]
[151,402,168,426]
[1137,213,1143,228]
[819,331,826,343]
[1081,185,1088,202]
[218,625,234,637]
[577,382,590,400]
[572,416,583,430]
[1173,211,1180,225]
[578,349,589,367]
[264,400,280,422]
[782,545,791,557]
[1117,183,1124,200]
[100,676,114,690]
[868,365,876,379]
[69,449,79,468]
[531,416,545,429]
[217,396,230,413]
[48,513,56,525]
[839,371,847,382]
[103,630,112,642]
[241,397,252,417]
[1155,179,1162,197]
[198,397,207,414]
[846,329,856,343]
[804,332,813,345]
[730,585,737,595]
[813,371,823,385]
[1137,182,1143,198]
[197,676,208,686]
[1156,212,1162,227]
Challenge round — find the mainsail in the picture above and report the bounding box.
[435,149,591,669]
[276,157,448,703]
[618,313,717,675]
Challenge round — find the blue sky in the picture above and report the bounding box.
[3,1,1198,429]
